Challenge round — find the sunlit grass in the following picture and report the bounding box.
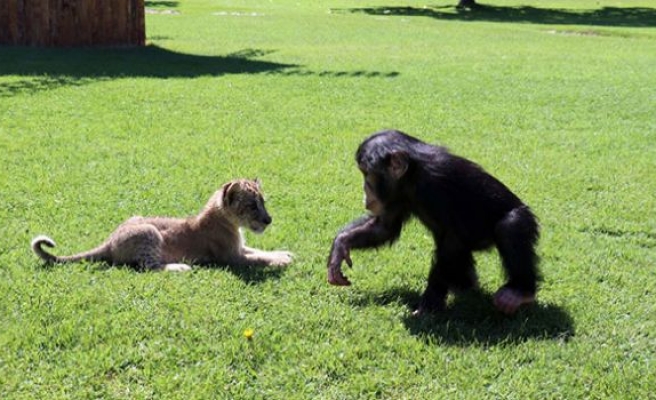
[1,0,655,398]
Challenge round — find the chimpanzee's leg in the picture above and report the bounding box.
[493,206,540,314]
[414,236,476,316]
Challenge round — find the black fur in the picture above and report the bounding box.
[332,129,540,312]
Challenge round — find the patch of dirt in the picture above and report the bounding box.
[212,11,264,17]
[145,9,180,15]
[546,29,602,37]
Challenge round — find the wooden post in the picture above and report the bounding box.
[0,0,145,46]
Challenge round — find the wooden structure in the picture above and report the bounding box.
[0,0,145,46]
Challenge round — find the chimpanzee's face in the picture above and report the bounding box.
[360,166,385,216]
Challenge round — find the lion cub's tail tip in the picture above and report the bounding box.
[32,234,56,248]
[31,235,57,262]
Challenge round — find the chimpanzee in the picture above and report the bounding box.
[327,130,540,315]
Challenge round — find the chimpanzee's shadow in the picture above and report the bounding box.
[349,287,574,346]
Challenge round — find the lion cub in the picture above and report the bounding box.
[31,179,293,271]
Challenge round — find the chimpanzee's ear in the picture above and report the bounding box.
[388,151,408,179]
[222,181,236,206]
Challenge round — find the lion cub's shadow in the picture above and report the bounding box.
[209,262,286,284]
[77,260,286,284]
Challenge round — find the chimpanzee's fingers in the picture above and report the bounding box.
[338,276,352,286]
[327,265,351,286]
[339,273,352,285]
[328,272,351,286]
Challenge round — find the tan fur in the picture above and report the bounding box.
[31,179,293,271]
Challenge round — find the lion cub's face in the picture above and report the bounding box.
[223,179,272,233]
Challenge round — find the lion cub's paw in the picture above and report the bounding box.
[164,263,193,272]
[270,251,293,267]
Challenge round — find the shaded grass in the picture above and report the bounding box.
[339,3,656,27]
[1,0,655,398]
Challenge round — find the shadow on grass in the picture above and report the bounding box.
[204,263,286,284]
[580,226,656,249]
[350,287,574,346]
[145,1,179,8]
[38,260,285,284]
[337,4,656,27]
[0,45,400,97]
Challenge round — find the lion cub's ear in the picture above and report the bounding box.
[222,181,236,207]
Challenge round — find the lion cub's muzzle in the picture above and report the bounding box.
[250,212,272,234]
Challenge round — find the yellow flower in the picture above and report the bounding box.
[243,328,254,340]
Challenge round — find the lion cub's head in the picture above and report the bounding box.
[221,179,272,233]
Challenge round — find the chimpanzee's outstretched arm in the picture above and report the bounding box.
[327,214,404,286]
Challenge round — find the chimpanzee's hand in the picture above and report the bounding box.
[327,239,352,286]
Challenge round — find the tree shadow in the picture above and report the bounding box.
[0,45,400,97]
[338,4,656,28]
[349,287,574,346]
[145,1,179,8]
[0,45,294,96]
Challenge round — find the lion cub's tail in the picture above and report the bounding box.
[31,235,108,264]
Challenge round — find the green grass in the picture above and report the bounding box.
[1,0,655,398]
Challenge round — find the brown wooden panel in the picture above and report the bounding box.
[0,0,145,46]
[0,1,15,43]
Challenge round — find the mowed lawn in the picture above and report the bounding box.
[1,0,655,398]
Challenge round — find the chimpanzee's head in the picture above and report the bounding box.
[355,130,417,215]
